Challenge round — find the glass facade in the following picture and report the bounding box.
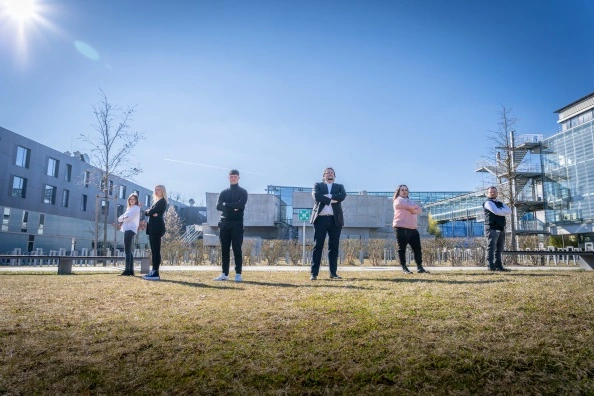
[266,185,469,225]
[543,120,594,224]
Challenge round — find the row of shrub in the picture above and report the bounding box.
[159,235,559,267]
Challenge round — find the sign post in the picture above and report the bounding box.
[298,209,311,265]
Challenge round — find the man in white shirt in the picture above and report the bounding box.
[309,167,347,280]
[483,186,512,271]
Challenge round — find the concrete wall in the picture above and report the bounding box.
[293,191,430,242]
[291,191,388,228]
[206,192,280,227]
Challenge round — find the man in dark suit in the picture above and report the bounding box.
[310,167,347,280]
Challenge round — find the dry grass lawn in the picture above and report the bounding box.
[0,270,593,395]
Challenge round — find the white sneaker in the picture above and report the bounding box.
[234,274,243,282]
[213,273,229,281]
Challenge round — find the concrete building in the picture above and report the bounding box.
[202,188,465,243]
[0,126,187,254]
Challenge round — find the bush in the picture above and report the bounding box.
[342,239,363,266]
[261,240,285,265]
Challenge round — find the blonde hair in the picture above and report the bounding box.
[153,185,168,204]
[126,193,139,209]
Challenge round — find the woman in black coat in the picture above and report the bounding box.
[142,185,167,281]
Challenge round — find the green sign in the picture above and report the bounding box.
[298,209,310,221]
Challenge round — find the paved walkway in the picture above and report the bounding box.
[0,264,582,273]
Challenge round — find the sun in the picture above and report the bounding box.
[1,0,39,23]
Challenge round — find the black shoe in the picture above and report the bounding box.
[487,267,497,272]
[119,271,132,276]
[142,270,160,280]
[330,274,342,280]
[310,275,317,281]
[495,267,511,272]
[403,268,413,274]
[417,268,430,274]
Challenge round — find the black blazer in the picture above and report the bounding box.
[145,198,167,236]
[310,182,347,227]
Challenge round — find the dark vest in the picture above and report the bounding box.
[484,199,506,231]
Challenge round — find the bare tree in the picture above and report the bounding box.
[485,105,520,250]
[79,90,145,255]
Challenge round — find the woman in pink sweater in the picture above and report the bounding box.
[393,185,429,274]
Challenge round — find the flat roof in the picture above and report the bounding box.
[554,91,594,114]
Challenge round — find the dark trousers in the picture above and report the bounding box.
[219,219,244,275]
[486,229,505,269]
[395,227,423,268]
[149,234,162,271]
[311,215,342,276]
[124,230,135,273]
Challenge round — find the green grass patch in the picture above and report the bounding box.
[0,271,593,394]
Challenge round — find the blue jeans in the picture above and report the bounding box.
[486,229,505,269]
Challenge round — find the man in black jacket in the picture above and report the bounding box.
[310,167,347,280]
[484,186,512,271]
[214,169,248,282]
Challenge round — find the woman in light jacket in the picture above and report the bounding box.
[118,193,141,276]
[143,185,167,281]
[393,184,429,274]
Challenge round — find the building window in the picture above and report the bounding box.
[65,164,72,182]
[145,194,150,206]
[2,208,10,231]
[101,199,109,215]
[21,211,28,232]
[43,185,57,204]
[133,190,139,196]
[117,204,124,218]
[47,157,59,177]
[15,146,31,168]
[38,214,45,235]
[84,171,90,187]
[109,180,114,195]
[11,176,27,198]
[119,185,126,199]
[62,189,70,207]
[81,194,88,211]
[27,235,34,253]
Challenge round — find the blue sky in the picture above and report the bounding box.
[1,0,594,204]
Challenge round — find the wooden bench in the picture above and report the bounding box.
[503,250,594,271]
[0,255,150,275]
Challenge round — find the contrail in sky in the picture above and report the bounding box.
[164,158,274,177]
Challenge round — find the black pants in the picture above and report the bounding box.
[394,227,423,268]
[219,219,244,275]
[149,234,162,271]
[124,230,135,272]
[311,215,342,276]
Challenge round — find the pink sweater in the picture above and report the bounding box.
[392,197,422,229]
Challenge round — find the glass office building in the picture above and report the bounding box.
[543,93,594,239]
[424,91,594,245]
[266,185,468,225]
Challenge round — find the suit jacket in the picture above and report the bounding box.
[145,198,167,236]
[310,182,347,227]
